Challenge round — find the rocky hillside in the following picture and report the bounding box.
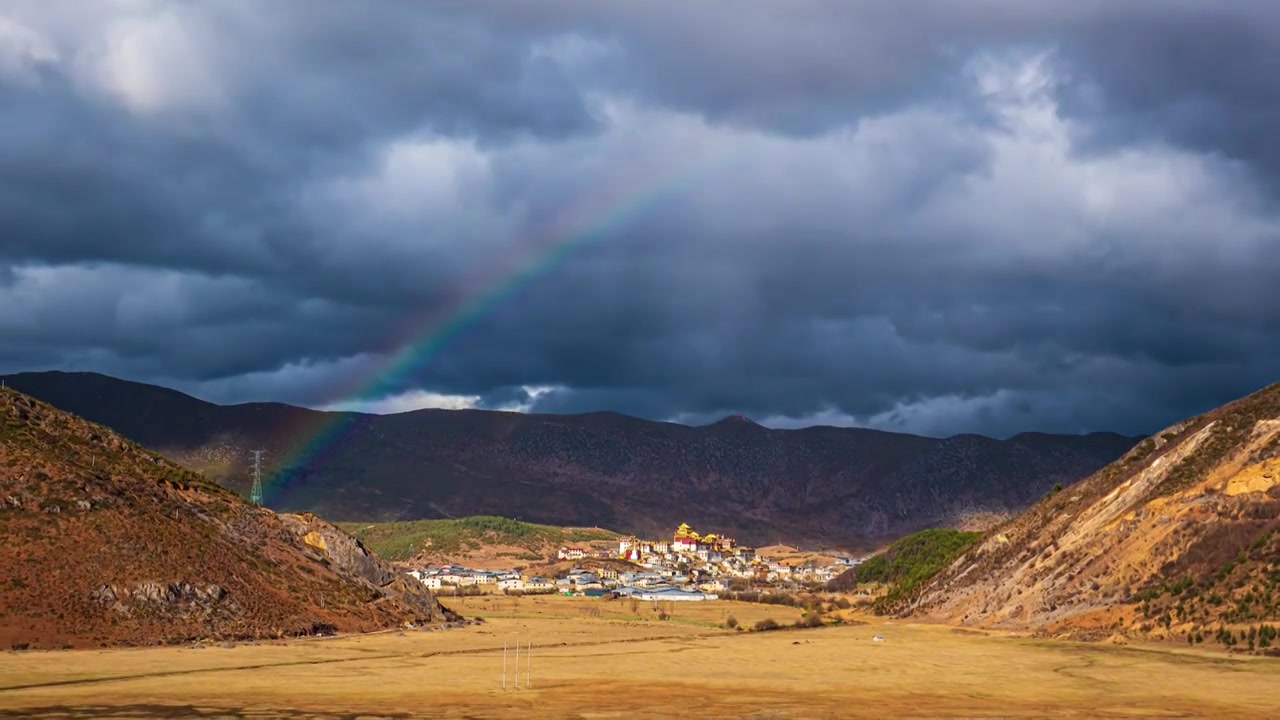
[910,381,1280,652]
[0,387,453,650]
[1,371,1140,547]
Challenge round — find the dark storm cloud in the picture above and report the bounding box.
[1048,2,1280,186]
[1,0,1279,438]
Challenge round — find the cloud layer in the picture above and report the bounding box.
[2,0,1279,438]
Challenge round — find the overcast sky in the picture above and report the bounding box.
[2,1,1279,438]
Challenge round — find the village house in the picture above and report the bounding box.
[522,576,555,593]
[620,571,665,588]
[558,546,589,561]
[695,548,725,563]
[698,578,731,593]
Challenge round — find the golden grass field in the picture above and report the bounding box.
[3,595,1280,719]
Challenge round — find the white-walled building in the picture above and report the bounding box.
[523,576,555,593]
[558,546,588,560]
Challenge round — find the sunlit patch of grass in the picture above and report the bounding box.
[336,516,617,561]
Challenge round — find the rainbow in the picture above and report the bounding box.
[260,148,726,502]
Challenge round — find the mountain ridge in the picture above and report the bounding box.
[2,371,1142,548]
[2,370,1134,440]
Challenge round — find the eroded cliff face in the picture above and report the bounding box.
[279,513,454,622]
[911,382,1280,646]
[0,387,451,650]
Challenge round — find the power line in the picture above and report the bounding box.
[250,449,266,506]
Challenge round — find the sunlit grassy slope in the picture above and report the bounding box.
[336,515,618,561]
[854,528,983,611]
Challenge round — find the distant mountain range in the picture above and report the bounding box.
[1,371,1141,547]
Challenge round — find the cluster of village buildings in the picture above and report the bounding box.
[559,523,752,565]
[407,523,861,600]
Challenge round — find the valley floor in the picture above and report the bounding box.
[2,597,1279,718]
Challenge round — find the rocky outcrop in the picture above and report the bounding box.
[91,581,233,615]
[279,513,454,622]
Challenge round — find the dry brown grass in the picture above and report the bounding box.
[2,597,1280,718]
[755,544,841,566]
[449,592,806,627]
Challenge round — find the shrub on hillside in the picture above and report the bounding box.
[854,528,982,613]
[753,618,781,632]
[795,612,824,629]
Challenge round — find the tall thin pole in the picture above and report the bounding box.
[502,643,507,690]
[249,449,266,506]
[514,640,520,689]
[527,641,532,689]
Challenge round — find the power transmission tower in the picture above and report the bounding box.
[250,449,266,506]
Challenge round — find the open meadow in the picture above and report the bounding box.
[2,596,1280,719]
